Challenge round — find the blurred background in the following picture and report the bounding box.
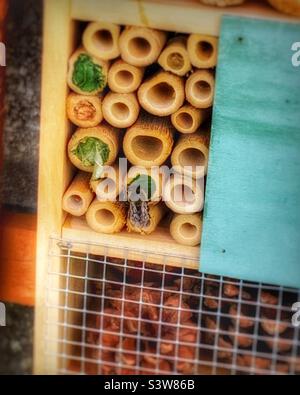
[0,0,41,374]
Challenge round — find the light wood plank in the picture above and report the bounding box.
[34,0,76,375]
[71,0,299,36]
[62,215,199,269]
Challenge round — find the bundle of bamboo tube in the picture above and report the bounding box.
[64,22,219,245]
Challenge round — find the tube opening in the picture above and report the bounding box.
[192,80,211,100]
[179,147,206,168]
[171,184,195,206]
[180,222,198,239]
[176,112,193,130]
[95,208,115,226]
[128,37,151,58]
[115,70,134,88]
[147,82,176,109]
[132,136,163,161]
[111,102,130,120]
[166,52,184,71]
[93,29,114,51]
[196,40,213,60]
[67,195,83,210]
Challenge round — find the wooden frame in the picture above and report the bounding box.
[34,0,297,375]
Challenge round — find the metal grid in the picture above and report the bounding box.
[45,238,300,375]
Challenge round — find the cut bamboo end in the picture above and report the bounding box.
[66,92,103,128]
[158,36,192,77]
[162,174,204,214]
[171,130,210,178]
[171,104,208,134]
[90,164,122,201]
[82,21,121,60]
[170,213,202,247]
[119,26,167,67]
[108,59,145,93]
[86,200,126,234]
[68,123,120,172]
[67,47,109,95]
[267,0,300,17]
[138,71,185,116]
[187,34,218,69]
[123,113,174,167]
[62,172,95,217]
[185,70,215,109]
[102,92,140,128]
[127,166,162,204]
[127,202,167,235]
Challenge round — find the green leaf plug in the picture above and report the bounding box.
[72,54,105,92]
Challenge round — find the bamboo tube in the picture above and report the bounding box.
[68,123,120,177]
[138,71,185,116]
[66,92,103,128]
[158,36,191,77]
[267,0,300,17]
[86,199,126,234]
[170,213,202,246]
[185,69,215,109]
[187,34,218,69]
[119,26,167,67]
[163,174,204,214]
[62,172,94,217]
[123,113,174,167]
[171,129,210,178]
[108,59,145,93]
[171,103,208,134]
[127,166,162,205]
[90,164,122,201]
[127,202,167,235]
[82,22,120,60]
[67,47,109,95]
[102,92,140,128]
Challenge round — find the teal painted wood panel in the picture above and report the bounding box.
[200,16,300,288]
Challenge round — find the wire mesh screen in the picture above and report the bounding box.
[45,238,300,375]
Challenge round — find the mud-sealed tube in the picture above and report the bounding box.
[185,69,215,109]
[127,202,167,235]
[90,164,122,201]
[171,103,208,134]
[119,26,167,67]
[187,34,218,69]
[108,59,145,93]
[66,92,103,128]
[162,174,204,214]
[62,172,94,217]
[68,123,120,179]
[138,71,185,116]
[123,113,174,167]
[171,130,210,178]
[102,92,140,128]
[67,47,109,95]
[158,36,191,77]
[82,22,120,60]
[86,199,126,233]
[170,213,202,246]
